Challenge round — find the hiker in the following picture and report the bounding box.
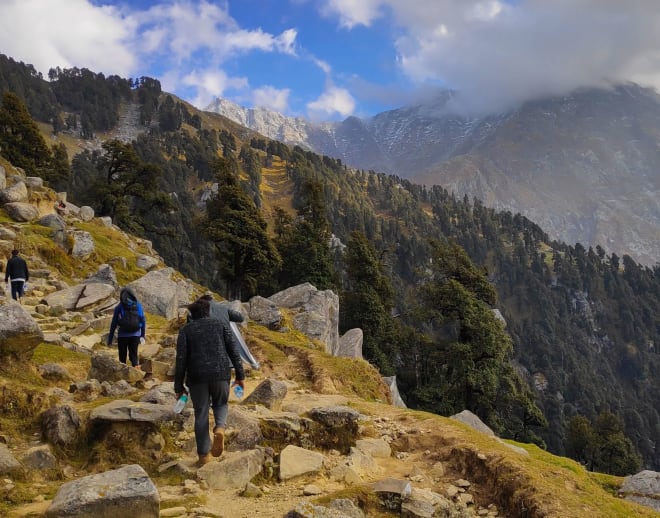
[174,298,245,467]
[107,287,146,368]
[5,249,29,302]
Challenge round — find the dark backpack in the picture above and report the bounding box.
[118,302,140,333]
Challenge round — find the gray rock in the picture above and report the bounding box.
[285,502,349,517]
[39,363,73,381]
[101,380,137,397]
[279,445,326,481]
[269,283,339,355]
[382,376,406,408]
[43,283,114,311]
[355,438,391,458]
[99,216,113,227]
[619,470,660,512]
[0,302,43,360]
[45,464,159,517]
[336,328,363,359]
[0,226,16,240]
[450,410,494,436]
[4,202,39,222]
[226,407,264,451]
[197,448,266,489]
[88,354,143,383]
[84,264,118,288]
[140,382,177,406]
[127,269,180,319]
[41,405,82,447]
[327,499,365,518]
[0,181,28,203]
[22,445,58,470]
[24,176,44,189]
[0,443,22,476]
[0,165,5,189]
[248,295,282,329]
[136,255,159,271]
[79,205,95,221]
[89,399,175,425]
[242,378,288,410]
[69,230,95,258]
[38,213,66,231]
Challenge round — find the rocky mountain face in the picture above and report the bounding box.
[207,84,660,265]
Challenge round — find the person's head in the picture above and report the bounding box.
[198,294,213,302]
[188,299,210,320]
[11,249,19,256]
[120,287,138,305]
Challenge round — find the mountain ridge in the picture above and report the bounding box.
[206,84,660,265]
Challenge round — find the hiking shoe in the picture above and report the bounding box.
[196,453,212,467]
[211,427,225,457]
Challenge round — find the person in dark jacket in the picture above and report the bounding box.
[5,249,29,302]
[107,287,146,368]
[175,299,245,467]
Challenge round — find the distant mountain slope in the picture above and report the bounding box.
[207,85,660,265]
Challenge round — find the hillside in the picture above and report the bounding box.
[0,164,657,518]
[207,85,660,266]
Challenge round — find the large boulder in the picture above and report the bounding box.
[43,283,114,311]
[4,202,39,222]
[126,268,180,319]
[269,283,339,354]
[242,378,288,410]
[619,470,660,512]
[0,180,28,203]
[248,295,282,329]
[382,376,406,408]
[0,302,43,360]
[45,464,159,517]
[41,405,82,447]
[337,328,363,359]
[69,230,95,258]
[0,443,21,476]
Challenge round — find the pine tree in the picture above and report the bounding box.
[340,231,397,374]
[0,91,52,176]
[200,157,281,300]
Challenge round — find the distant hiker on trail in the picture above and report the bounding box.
[5,249,29,302]
[107,287,146,369]
[175,298,245,467]
[198,293,244,327]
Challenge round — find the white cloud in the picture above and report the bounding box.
[183,69,248,108]
[320,0,384,28]
[307,86,356,119]
[321,0,660,114]
[252,86,291,112]
[0,0,136,76]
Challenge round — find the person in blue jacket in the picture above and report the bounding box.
[107,287,146,368]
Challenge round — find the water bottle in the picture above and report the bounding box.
[173,394,188,413]
[233,385,244,399]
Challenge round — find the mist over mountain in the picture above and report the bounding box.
[207,84,660,265]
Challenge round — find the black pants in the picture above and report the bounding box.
[118,336,140,367]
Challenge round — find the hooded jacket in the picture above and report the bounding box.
[107,287,146,343]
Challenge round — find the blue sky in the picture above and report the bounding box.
[1,1,659,120]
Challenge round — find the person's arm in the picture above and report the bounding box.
[24,260,29,282]
[107,306,119,345]
[139,304,146,338]
[174,328,189,396]
[223,323,245,383]
[227,308,244,323]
